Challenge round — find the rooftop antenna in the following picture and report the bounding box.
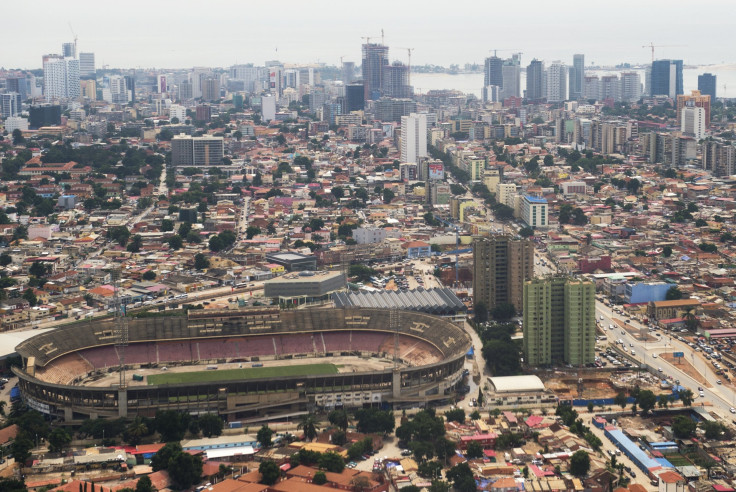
[381,28,385,45]
[111,267,128,389]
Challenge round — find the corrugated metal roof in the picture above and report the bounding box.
[331,288,467,315]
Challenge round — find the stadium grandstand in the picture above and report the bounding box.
[331,288,467,321]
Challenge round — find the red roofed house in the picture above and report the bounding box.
[658,471,686,492]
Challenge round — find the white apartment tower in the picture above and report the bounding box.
[400,113,428,164]
[261,94,276,122]
[43,55,80,100]
[79,52,95,78]
[681,106,706,140]
[546,63,567,103]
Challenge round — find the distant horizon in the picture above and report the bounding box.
[3,0,734,72]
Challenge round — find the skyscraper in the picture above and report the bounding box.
[0,93,21,118]
[484,56,503,87]
[500,59,520,100]
[400,113,427,164]
[698,73,717,101]
[345,83,365,112]
[570,54,584,100]
[361,43,389,102]
[526,59,544,102]
[620,72,642,102]
[472,236,534,316]
[124,75,136,102]
[383,61,412,98]
[523,277,595,366]
[651,59,683,98]
[42,54,80,100]
[172,134,224,167]
[545,63,567,103]
[342,61,356,84]
[79,52,95,79]
[202,77,220,102]
[62,42,76,59]
[676,90,711,128]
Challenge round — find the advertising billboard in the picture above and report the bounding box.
[428,162,445,180]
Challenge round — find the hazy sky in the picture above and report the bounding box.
[4,0,735,70]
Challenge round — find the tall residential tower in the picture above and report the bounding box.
[472,236,534,315]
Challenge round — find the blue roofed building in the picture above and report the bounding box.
[521,195,548,228]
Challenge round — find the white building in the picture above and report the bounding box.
[0,93,21,118]
[621,72,642,103]
[546,63,567,103]
[521,196,548,228]
[681,106,706,140]
[353,227,388,245]
[169,104,186,123]
[400,112,427,164]
[4,116,29,132]
[105,75,128,104]
[42,55,80,100]
[495,183,516,208]
[261,94,276,122]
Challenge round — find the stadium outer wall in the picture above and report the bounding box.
[13,307,471,422]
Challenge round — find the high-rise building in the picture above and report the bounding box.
[6,77,28,101]
[169,104,186,123]
[698,73,717,101]
[400,113,427,164]
[523,276,595,366]
[342,61,356,84]
[361,43,389,101]
[29,105,61,129]
[179,80,193,100]
[0,92,21,118]
[599,75,621,102]
[195,104,211,122]
[261,94,276,122]
[124,75,136,102]
[373,98,416,122]
[702,141,735,177]
[171,134,224,167]
[570,54,584,100]
[472,235,534,315]
[346,83,365,112]
[620,72,642,102]
[105,75,128,104]
[484,56,503,87]
[681,106,706,140]
[42,54,80,100]
[546,63,567,103]
[520,196,548,228]
[383,61,412,98]
[79,52,95,78]
[676,90,711,128]
[651,59,683,98]
[526,59,544,101]
[202,77,219,102]
[500,60,520,100]
[62,42,76,58]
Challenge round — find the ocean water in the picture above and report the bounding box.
[412,65,736,99]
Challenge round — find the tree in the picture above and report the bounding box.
[313,471,327,485]
[474,302,488,324]
[672,415,697,438]
[429,481,452,492]
[194,253,210,270]
[10,436,33,467]
[151,442,183,470]
[328,409,349,432]
[543,155,554,166]
[679,389,694,407]
[614,392,628,410]
[125,417,149,446]
[127,234,143,253]
[702,420,727,439]
[135,475,154,492]
[0,478,27,492]
[161,219,174,232]
[382,188,395,204]
[48,427,72,453]
[491,302,516,321]
[354,408,395,434]
[208,235,224,252]
[29,261,49,278]
[418,461,443,480]
[154,411,190,442]
[257,425,274,447]
[0,252,12,267]
[445,408,466,424]
[12,128,25,145]
[636,389,657,415]
[482,339,520,376]
[198,413,223,437]
[167,235,183,250]
[108,226,131,246]
[666,286,683,300]
[246,226,261,239]
[519,227,534,238]
[22,288,38,307]
[683,307,699,332]
[570,450,590,477]
[662,246,672,258]
[465,440,484,459]
[446,462,477,492]
[298,413,319,441]
[318,451,345,472]
[168,451,203,489]
[142,270,156,281]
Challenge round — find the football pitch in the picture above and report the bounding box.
[147,363,338,385]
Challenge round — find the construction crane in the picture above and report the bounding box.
[396,48,414,86]
[642,42,685,62]
[488,48,522,57]
[68,22,78,57]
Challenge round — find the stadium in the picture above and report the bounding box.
[13,307,471,422]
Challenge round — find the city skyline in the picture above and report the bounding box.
[3,0,734,70]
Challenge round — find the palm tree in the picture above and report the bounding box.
[683,307,699,332]
[126,417,148,445]
[298,413,319,441]
[0,400,6,416]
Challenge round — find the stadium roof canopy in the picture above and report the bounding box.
[489,375,545,393]
[331,287,467,315]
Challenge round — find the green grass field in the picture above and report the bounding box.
[147,363,338,385]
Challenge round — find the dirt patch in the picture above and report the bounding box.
[660,353,711,387]
[542,371,662,399]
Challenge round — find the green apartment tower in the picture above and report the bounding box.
[522,276,595,366]
[472,236,534,315]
